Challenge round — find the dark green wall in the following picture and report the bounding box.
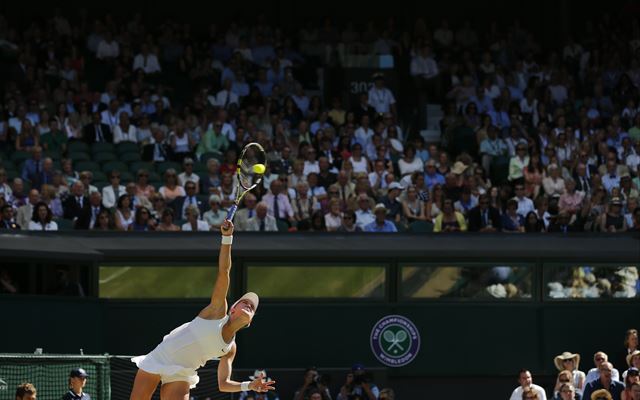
[2,298,638,377]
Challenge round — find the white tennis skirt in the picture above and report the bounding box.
[132,352,199,389]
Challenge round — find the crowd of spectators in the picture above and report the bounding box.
[0,11,640,233]
[510,329,640,400]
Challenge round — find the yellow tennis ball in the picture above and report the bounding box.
[252,163,266,174]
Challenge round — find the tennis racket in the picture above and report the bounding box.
[226,142,267,221]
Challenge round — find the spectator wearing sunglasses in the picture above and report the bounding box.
[586,353,620,386]
[582,362,624,400]
[554,382,580,400]
[337,210,361,233]
[553,371,581,400]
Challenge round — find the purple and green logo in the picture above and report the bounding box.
[370,315,420,367]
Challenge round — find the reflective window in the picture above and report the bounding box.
[401,264,533,299]
[246,265,386,298]
[99,265,214,298]
[545,264,639,299]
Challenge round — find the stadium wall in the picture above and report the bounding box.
[0,232,638,399]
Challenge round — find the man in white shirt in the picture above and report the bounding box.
[102,171,126,209]
[368,72,397,118]
[410,44,439,80]
[262,180,294,225]
[513,184,535,217]
[246,201,278,232]
[101,99,121,130]
[585,351,620,385]
[208,109,236,143]
[208,79,239,109]
[433,19,453,48]
[96,31,120,60]
[112,113,138,144]
[355,115,374,148]
[132,43,161,74]
[354,194,375,230]
[178,158,200,193]
[509,370,547,400]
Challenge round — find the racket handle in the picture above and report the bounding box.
[226,204,238,221]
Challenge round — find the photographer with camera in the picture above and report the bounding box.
[337,364,380,400]
[293,367,332,400]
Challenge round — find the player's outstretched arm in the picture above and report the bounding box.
[199,220,234,319]
[218,343,276,393]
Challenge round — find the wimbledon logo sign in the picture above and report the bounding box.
[370,315,420,367]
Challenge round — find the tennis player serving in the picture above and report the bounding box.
[130,220,275,400]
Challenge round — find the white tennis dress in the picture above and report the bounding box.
[132,315,235,388]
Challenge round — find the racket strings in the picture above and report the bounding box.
[237,147,265,190]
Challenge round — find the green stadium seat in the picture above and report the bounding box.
[116,142,140,155]
[394,221,407,233]
[192,162,207,172]
[120,152,141,163]
[43,150,61,160]
[91,142,116,154]
[491,156,510,187]
[276,219,289,232]
[130,161,154,174]
[102,161,128,175]
[94,152,117,163]
[451,126,477,156]
[196,171,209,183]
[67,141,90,153]
[156,161,181,175]
[6,170,18,180]
[75,161,101,173]
[408,220,434,233]
[120,171,134,183]
[93,180,109,191]
[54,218,74,230]
[149,181,163,191]
[68,152,91,162]
[92,171,107,181]
[147,171,161,182]
[1,160,16,171]
[10,151,32,164]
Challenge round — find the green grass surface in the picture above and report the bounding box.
[99,266,215,298]
[247,266,385,298]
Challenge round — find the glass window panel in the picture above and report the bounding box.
[246,265,386,298]
[544,264,638,299]
[401,264,533,299]
[99,265,214,298]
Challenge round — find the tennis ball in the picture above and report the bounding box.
[252,163,266,174]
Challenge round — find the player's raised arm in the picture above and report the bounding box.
[199,220,234,319]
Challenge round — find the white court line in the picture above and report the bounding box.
[99,267,131,284]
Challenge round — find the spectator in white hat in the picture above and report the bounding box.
[554,352,586,395]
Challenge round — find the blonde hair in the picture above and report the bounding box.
[590,389,613,400]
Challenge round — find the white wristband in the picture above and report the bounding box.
[221,235,233,245]
[240,381,250,391]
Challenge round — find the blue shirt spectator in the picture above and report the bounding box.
[424,160,445,189]
[365,204,398,232]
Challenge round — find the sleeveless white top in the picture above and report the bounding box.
[132,315,234,387]
[349,156,369,174]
